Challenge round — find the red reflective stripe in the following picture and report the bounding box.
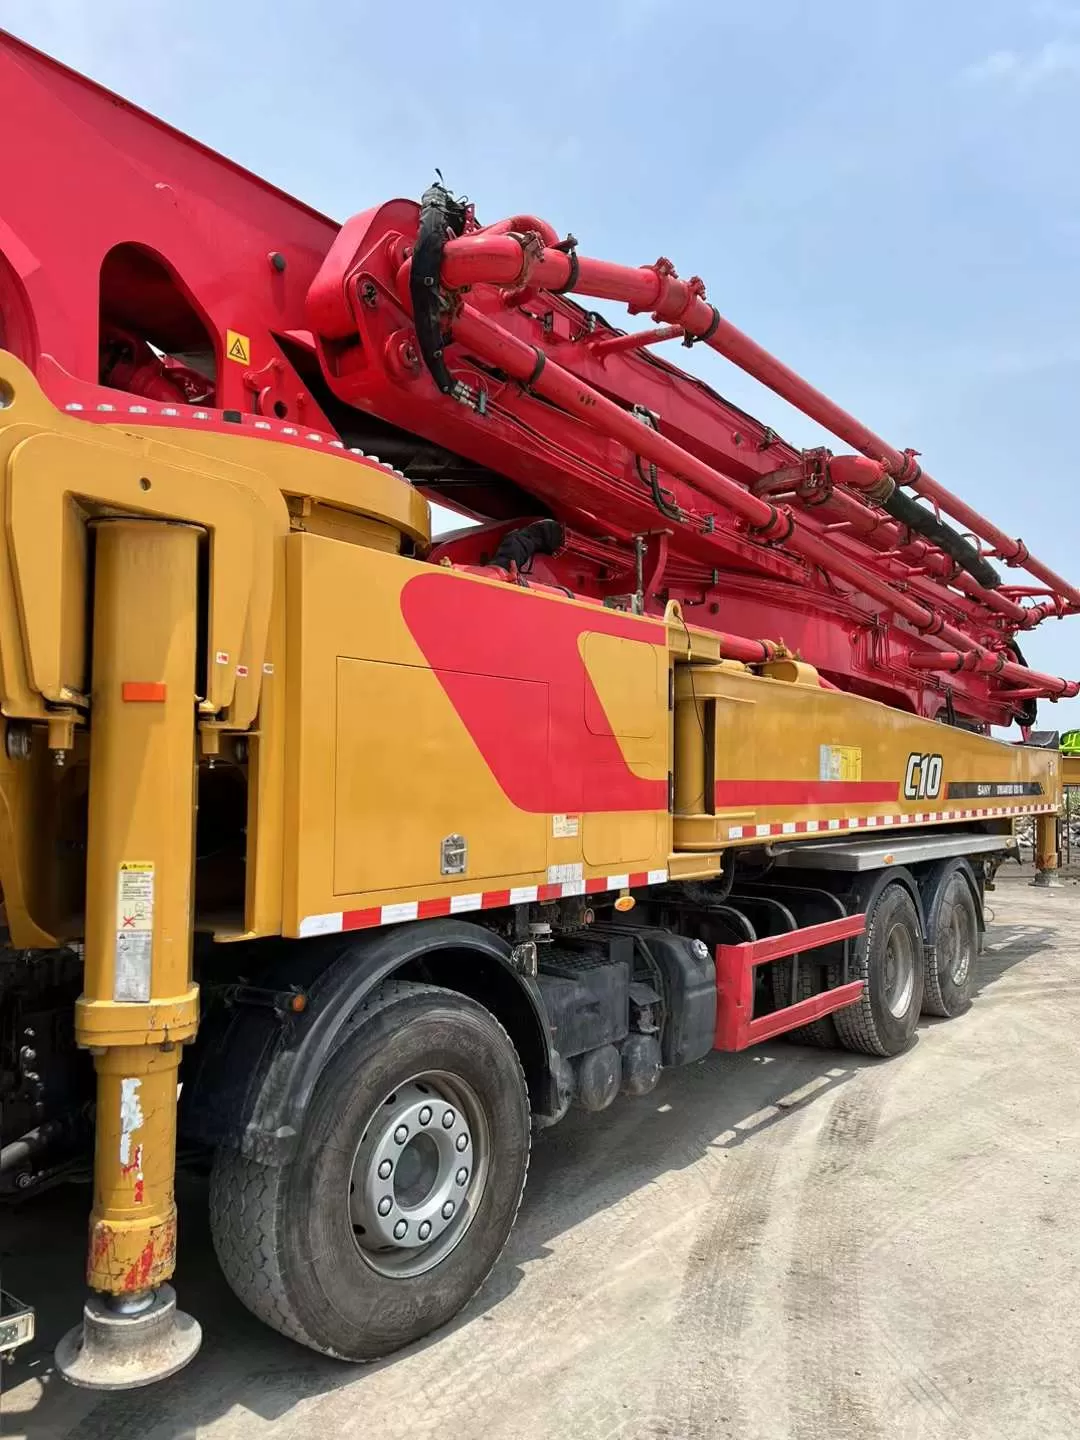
[342,908,380,930]
[417,897,453,919]
[628,871,650,887]
[537,883,562,901]
[482,889,512,908]
[584,877,608,894]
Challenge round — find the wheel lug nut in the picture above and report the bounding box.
[441,1200,455,1219]
[455,1133,468,1152]
[442,1109,456,1128]
[419,1106,432,1125]
[378,1196,392,1216]
[393,1219,408,1240]
[418,1220,432,1240]
[378,1159,393,1180]
[394,1124,409,1144]
[456,1167,468,1186]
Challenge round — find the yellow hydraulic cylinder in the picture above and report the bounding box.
[76,520,201,1299]
[1033,809,1059,886]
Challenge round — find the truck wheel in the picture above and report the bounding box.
[834,882,924,1057]
[209,980,530,1359]
[769,960,840,1048]
[922,868,979,1018]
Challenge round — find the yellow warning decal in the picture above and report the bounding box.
[225,329,251,365]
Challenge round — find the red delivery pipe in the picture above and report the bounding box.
[586,325,684,357]
[908,650,1006,674]
[484,215,562,247]
[908,650,1078,696]
[444,304,785,536]
[439,226,1080,611]
[713,634,780,664]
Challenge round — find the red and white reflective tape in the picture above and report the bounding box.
[299,868,670,939]
[726,802,1053,841]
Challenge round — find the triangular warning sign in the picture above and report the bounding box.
[225,329,250,365]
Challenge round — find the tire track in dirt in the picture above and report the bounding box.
[634,1109,807,1440]
[782,1074,888,1440]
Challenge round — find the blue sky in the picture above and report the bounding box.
[5,0,1080,729]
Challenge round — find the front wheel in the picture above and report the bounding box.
[209,980,531,1359]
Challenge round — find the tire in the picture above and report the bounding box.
[834,882,924,1057]
[769,958,841,1049]
[209,980,531,1359]
[922,868,979,1018]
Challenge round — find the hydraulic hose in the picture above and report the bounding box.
[826,455,1001,592]
[409,183,469,396]
[881,487,1001,591]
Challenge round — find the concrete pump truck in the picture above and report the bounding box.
[0,30,1071,1387]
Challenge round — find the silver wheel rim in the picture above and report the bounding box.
[941,892,974,987]
[348,1072,490,1278]
[883,921,916,1018]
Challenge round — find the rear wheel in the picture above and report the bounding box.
[922,869,979,1018]
[209,980,530,1359]
[769,959,841,1048]
[834,883,924,1057]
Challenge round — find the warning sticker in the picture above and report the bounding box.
[114,863,154,1003]
[225,329,251,365]
[552,813,580,839]
[819,744,863,783]
[547,862,584,885]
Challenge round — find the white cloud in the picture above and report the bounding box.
[962,38,1080,91]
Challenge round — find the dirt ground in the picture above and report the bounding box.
[4,870,1080,1440]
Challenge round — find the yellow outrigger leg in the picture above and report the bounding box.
[56,520,202,1386]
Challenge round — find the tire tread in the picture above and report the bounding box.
[834,885,922,1057]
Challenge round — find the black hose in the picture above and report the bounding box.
[882,487,1001,591]
[0,1119,65,1174]
[491,519,565,571]
[410,183,468,396]
[1006,639,1039,728]
[634,455,682,521]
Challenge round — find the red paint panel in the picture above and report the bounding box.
[401,572,666,814]
[714,780,897,807]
